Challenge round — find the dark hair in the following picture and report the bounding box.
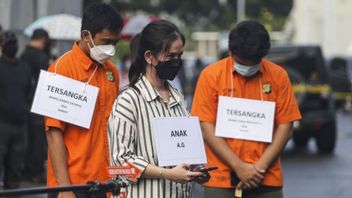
[2,31,17,45]
[229,20,270,63]
[129,33,142,64]
[81,3,123,38]
[330,57,347,71]
[128,20,185,86]
[31,28,49,40]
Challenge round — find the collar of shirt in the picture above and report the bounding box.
[71,41,94,71]
[136,76,182,106]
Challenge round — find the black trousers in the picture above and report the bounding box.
[0,121,27,189]
[23,114,47,180]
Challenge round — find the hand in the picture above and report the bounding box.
[165,163,205,184]
[192,171,210,184]
[235,162,265,189]
[58,192,76,198]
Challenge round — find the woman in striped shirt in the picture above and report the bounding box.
[108,20,207,198]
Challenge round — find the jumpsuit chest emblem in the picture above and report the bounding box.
[106,71,114,82]
[263,84,271,94]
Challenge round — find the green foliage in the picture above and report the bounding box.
[245,0,293,31]
[84,0,293,31]
[157,0,292,31]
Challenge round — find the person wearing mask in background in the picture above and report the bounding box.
[45,3,123,198]
[0,31,31,190]
[108,20,208,198]
[20,28,50,184]
[191,20,302,198]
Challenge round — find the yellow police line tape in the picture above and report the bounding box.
[292,84,352,100]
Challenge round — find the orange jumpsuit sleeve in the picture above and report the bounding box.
[191,69,219,124]
[275,70,302,124]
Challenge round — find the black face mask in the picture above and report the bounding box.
[2,42,18,58]
[155,58,182,80]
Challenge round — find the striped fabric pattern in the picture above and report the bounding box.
[108,76,192,198]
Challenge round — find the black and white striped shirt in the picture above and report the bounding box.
[108,76,192,198]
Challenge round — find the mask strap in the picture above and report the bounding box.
[52,51,71,76]
[82,65,98,93]
[86,65,98,84]
[87,31,95,49]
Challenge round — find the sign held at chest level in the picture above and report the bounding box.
[152,117,207,166]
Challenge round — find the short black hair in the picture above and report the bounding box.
[31,28,49,40]
[229,20,270,63]
[81,3,123,38]
[2,31,17,45]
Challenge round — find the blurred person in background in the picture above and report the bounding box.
[20,28,50,184]
[0,31,32,190]
[21,28,50,84]
[44,39,59,64]
[118,53,131,90]
[328,57,351,111]
[0,24,3,56]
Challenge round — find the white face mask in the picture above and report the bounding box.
[87,32,116,64]
[234,62,260,77]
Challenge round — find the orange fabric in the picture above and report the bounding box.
[45,42,119,186]
[191,56,301,188]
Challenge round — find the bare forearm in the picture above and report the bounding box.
[256,123,293,170]
[142,163,204,184]
[200,122,243,171]
[142,164,167,179]
[46,128,71,185]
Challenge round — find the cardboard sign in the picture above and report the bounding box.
[31,70,99,129]
[151,117,207,166]
[215,96,275,143]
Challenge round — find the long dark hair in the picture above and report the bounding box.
[128,20,185,87]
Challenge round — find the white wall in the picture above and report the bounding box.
[289,0,352,57]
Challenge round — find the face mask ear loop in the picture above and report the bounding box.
[87,31,95,49]
[82,65,98,93]
[51,51,71,77]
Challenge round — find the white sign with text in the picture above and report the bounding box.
[151,117,207,166]
[31,70,99,129]
[215,96,275,143]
